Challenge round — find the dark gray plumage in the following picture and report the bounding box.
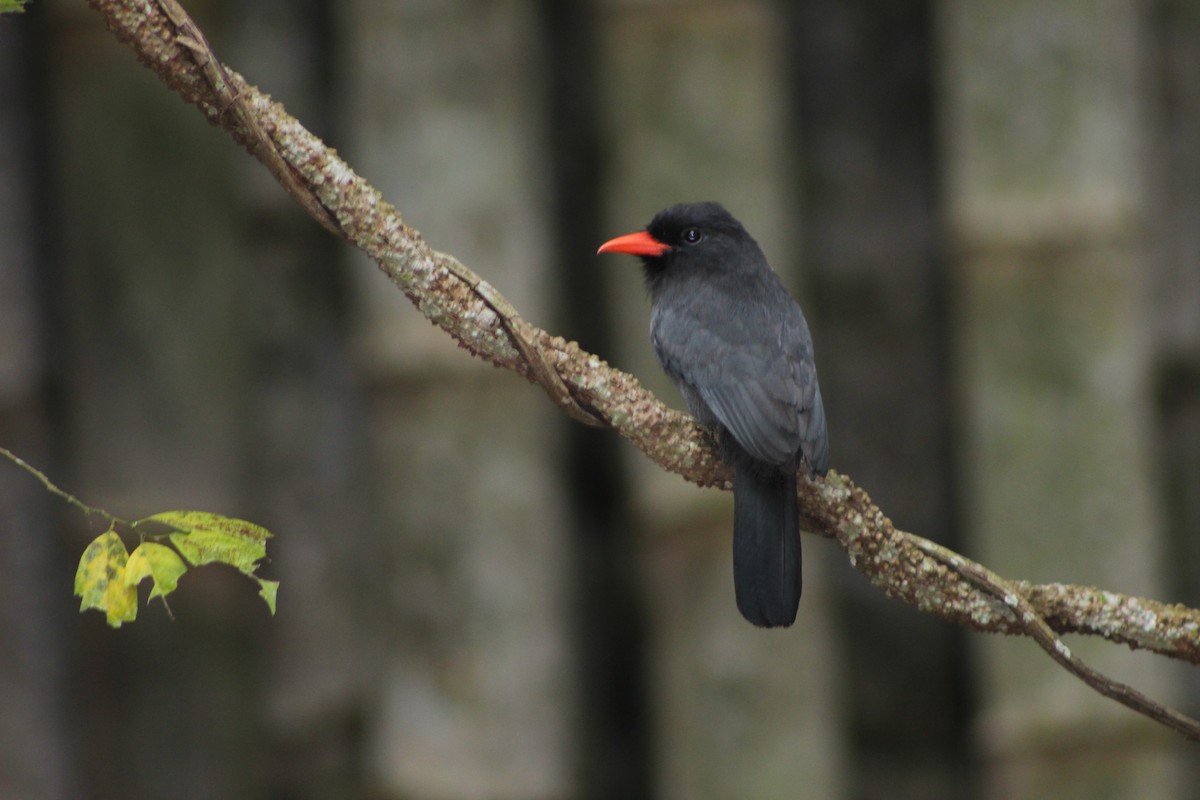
[599,201,829,628]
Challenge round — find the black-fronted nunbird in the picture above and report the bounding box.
[598,201,829,628]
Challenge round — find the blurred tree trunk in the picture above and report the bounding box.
[599,3,847,798]
[0,11,74,800]
[784,3,976,797]
[940,1,1185,796]
[1148,0,1200,788]
[340,2,577,796]
[48,0,273,794]
[537,2,654,797]
[229,3,378,797]
[45,1,270,796]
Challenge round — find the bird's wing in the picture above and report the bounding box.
[654,300,805,466]
[791,356,829,476]
[691,336,806,466]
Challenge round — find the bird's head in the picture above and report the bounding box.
[597,202,757,293]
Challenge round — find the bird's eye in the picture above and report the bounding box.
[681,227,703,245]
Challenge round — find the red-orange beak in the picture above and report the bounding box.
[596,230,670,257]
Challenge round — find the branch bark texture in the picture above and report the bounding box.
[88,0,1200,739]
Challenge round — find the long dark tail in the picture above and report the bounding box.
[732,463,801,627]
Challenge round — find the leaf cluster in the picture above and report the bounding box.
[74,511,278,627]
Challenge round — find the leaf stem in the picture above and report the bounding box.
[0,445,125,527]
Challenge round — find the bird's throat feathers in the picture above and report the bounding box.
[639,255,672,297]
[639,241,764,302]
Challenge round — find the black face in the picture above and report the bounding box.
[645,201,749,254]
[640,202,754,291]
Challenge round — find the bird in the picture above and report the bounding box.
[597,201,828,628]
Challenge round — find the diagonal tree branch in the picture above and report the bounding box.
[87,0,1200,739]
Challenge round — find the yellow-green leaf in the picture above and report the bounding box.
[170,528,265,575]
[143,510,272,542]
[74,530,137,627]
[125,541,188,601]
[257,579,279,615]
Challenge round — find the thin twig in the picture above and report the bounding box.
[0,446,123,527]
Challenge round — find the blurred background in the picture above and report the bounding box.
[2,0,1200,797]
